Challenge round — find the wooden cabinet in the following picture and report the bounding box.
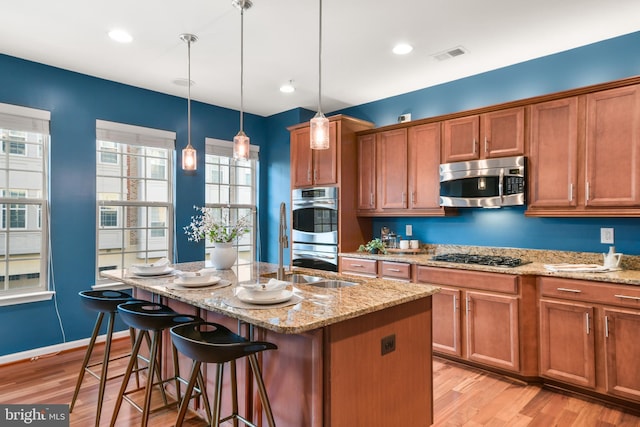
[340,256,377,277]
[290,121,338,188]
[379,260,411,281]
[356,134,376,211]
[442,107,525,163]
[357,122,446,216]
[527,84,640,216]
[416,266,537,376]
[538,276,640,403]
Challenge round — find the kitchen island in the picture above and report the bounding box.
[102,262,439,426]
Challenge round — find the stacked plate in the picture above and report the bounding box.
[174,269,222,288]
[130,258,173,276]
[236,279,293,304]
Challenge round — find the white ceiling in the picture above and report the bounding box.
[2,0,640,117]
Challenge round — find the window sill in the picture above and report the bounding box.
[0,291,55,307]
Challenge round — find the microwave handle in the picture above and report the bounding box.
[499,168,504,198]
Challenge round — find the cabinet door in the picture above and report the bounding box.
[585,85,640,207]
[603,307,640,401]
[539,299,596,388]
[528,98,579,208]
[466,291,520,371]
[377,128,408,209]
[481,107,525,159]
[291,127,313,187]
[312,121,338,186]
[408,123,441,209]
[443,115,479,162]
[432,287,462,357]
[357,134,376,210]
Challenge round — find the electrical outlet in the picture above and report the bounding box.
[406,224,413,236]
[601,228,614,244]
[381,334,396,356]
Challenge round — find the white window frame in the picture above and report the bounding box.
[204,138,259,266]
[95,120,175,286]
[0,103,51,306]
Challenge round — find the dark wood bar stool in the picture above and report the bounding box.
[70,289,137,427]
[170,321,278,427]
[110,301,211,427]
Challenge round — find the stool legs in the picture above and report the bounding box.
[248,354,276,427]
[174,360,211,426]
[70,312,105,415]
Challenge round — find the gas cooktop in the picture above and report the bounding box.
[431,253,529,268]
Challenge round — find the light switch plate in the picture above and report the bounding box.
[406,224,412,236]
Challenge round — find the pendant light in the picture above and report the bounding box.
[310,0,330,150]
[180,33,198,171]
[232,0,252,161]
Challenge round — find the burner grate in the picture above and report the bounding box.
[431,253,527,268]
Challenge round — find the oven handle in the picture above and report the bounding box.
[293,200,337,209]
[293,251,336,260]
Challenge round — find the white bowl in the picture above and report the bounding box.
[131,265,171,275]
[240,279,288,299]
[175,270,214,285]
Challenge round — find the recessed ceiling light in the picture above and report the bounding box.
[108,29,133,44]
[392,43,413,55]
[280,81,295,93]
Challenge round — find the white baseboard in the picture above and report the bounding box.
[0,330,130,366]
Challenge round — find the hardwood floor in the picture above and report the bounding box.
[1,338,639,426]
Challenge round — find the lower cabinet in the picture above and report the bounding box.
[416,266,537,377]
[340,256,412,281]
[539,277,640,404]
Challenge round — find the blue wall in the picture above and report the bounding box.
[335,31,640,256]
[2,30,640,356]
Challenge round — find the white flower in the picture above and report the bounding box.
[184,206,251,243]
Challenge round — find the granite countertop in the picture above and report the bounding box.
[341,245,640,286]
[100,261,439,335]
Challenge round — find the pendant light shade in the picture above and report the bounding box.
[180,33,198,171]
[233,0,252,161]
[310,0,330,150]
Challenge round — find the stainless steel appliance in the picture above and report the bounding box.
[439,156,526,208]
[291,187,338,271]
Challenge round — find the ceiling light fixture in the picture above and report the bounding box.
[232,0,252,161]
[108,29,133,44]
[310,0,330,150]
[280,80,295,93]
[392,43,413,55]
[180,33,198,171]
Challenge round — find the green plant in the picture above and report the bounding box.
[358,238,387,254]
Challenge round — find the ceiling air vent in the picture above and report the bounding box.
[432,46,467,61]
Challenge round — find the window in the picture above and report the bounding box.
[204,138,259,265]
[0,103,50,300]
[96,120,175,283]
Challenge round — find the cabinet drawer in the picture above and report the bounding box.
[539,277,640,309]
[416,266,518,294]
[380,261,411,281]
[340,257,377,276]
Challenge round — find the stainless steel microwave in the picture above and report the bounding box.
[439,156,526,208]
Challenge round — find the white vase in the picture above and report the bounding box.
[209,242,237,270]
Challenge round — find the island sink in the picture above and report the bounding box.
[267,273,360,288]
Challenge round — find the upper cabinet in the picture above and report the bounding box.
[442,107,525,163]
[526,84,640,216]
[290,121,338,188]
[357,122,446,216]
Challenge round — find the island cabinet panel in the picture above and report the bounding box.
[538,276,640,404]
[539,299,596,388]
[416,266,538,378]
[325,298,433,427]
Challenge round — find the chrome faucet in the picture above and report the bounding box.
[277,202,289,280]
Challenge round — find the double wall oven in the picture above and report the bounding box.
[291,186,338,272]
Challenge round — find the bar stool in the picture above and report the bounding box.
[70,289,137,427]
[110,301,211,427]
[170,321,278,427]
